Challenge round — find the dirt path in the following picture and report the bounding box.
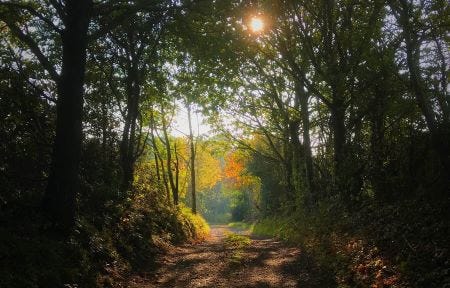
[122,225,329,288]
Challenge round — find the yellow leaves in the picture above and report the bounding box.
[195,144,222,191]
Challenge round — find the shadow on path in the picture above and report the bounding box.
[121,225,336,288]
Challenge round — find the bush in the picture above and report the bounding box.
[179,205,211,242]
[0,158,210,288]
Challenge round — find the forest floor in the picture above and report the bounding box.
[119,225,332,288]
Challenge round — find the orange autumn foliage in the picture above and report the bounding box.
[223,152,249,188]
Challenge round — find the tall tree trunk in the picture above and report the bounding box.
[288,119,301,200]
[370,87,387,202]
[330,89,347,198]
[279,39,315,206]
[281,125,295,202]
[161,109,178,205]
[150,109,172,205]
[120,48,140,192]
[295,80,315,206]
[153,136,171,204]
[154,151,161,182]
[187,103,197,214]
[174,141,180,200]
[43,0,92,234]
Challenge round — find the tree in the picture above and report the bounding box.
[1,0,93,232]
[389,0,450,172]
[187,102,197,213]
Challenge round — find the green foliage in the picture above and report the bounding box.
[1,1,448,288]
[252,217,304,243]
[0,143,210,288]
[249,198,449,288]
[197,184,232,224]
[246,153,288,215]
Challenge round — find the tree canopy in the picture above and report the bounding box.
[0,0,448,287]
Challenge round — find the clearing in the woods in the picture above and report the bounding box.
[122,225,332,288]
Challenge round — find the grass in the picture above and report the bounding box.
[251,217,304,243]
[223,232,251,265]
[224,233,251,248]
[228,219,303,243]
[227,222,254,230]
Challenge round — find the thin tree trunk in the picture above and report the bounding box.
[187,103,197,214]
[174,141,180,200]
[161,109,178,205]
[154,152,161,182]
[150,111,171,205]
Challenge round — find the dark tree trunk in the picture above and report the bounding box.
[43,0,92,234]
[278,120,295,203]
[370,73,388,202]
[174,141,180,201]
[295,80,315,206]
[330,91,347,198]
[152,132,171,205]
[120,47,140,192]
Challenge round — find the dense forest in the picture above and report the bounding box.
[0,0,448,287]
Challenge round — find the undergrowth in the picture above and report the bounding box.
[180,206,211,242]
[0,165,210,288]
[243,199,449,288]
[250,216,407,288]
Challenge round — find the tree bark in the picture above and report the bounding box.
[330,90,347,197]
[370,86,387,202]
[295,80,315,206]
[43,0,92,234]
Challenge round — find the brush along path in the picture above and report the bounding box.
[123,225,320,288]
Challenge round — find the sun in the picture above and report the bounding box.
[250,17,264,32]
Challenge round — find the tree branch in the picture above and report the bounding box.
[2,18,59,81]
[1,2,62,34]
